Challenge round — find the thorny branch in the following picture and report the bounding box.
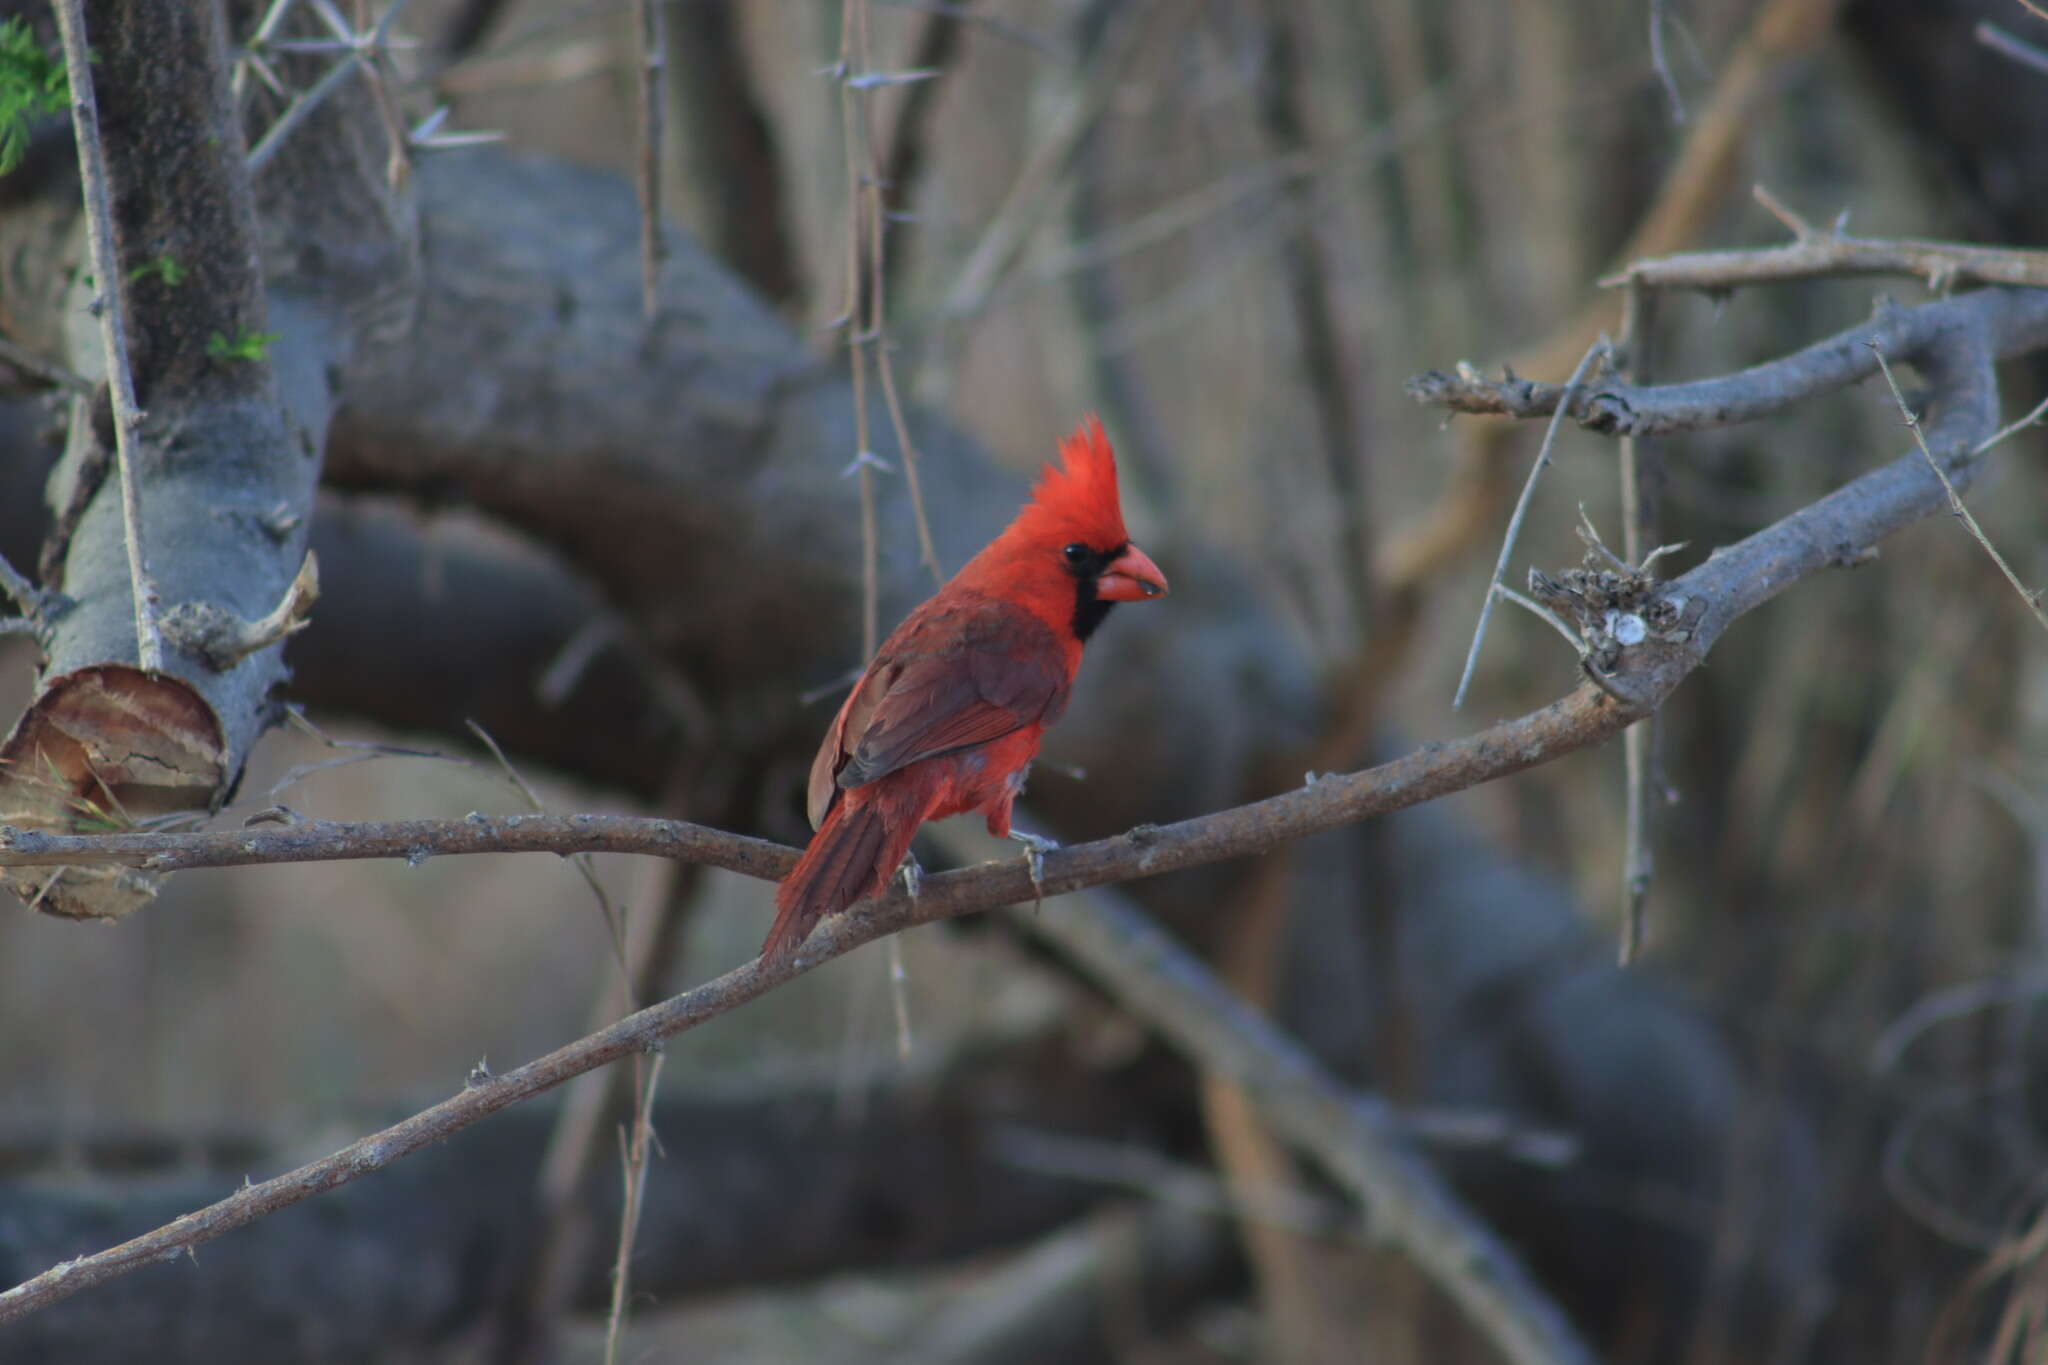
[1406,287,2048,439]
[849,0,943,589]
[1603,183,2048,292]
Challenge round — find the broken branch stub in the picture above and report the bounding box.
[0,2,411,918]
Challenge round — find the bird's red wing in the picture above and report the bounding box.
[830,604,1070,796]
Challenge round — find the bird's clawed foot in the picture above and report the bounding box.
[1006,830,1058,908]
[896,853,925,900]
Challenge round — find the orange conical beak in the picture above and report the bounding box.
[1095,543,1168,602]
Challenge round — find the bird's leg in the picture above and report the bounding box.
[896,852,924,900]
[985,785,1055,909]
[1005,829,1058,910]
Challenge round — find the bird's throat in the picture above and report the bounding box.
[1071,577,1115,642]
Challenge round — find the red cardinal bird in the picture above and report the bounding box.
[763,417,1168,963]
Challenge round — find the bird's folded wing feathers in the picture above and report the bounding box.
[831,607,1069,793]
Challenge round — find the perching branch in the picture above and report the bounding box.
[0,682,1629,1356]
[0,812,788,878]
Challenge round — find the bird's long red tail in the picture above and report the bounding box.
[764,797,920,963]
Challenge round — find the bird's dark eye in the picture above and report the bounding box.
[1062,543,1089,564]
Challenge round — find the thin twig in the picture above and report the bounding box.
[362,0,424,187]
[245,0,422,182]
[522,857,684,1348]
[839,0,944,590]
[937,4,1143,321]
[466,719,631,982]
[53,0,164,675]
[0,549,40,617]
[1617,277,1656,963]
[247,51,367,173]
[0,335,89,393]
[1452,338,1610,710]
[853,4,942,586]
[1604,183,2048,292]
[1868,341,2048,634]
[835,0,883,661]
[1620,710,1652,961]
[602,1049,665,1365]
[232,0,304,102]
[1972,389,2048,456]
[1494,584,1588,654]
[633,0,666,320]
[1977,20,2048,78]
[1649,0,1687,122]
[994,1127,1355,1238]
[837,0,933,1041]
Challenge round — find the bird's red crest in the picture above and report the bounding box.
[1014,416,1129,549]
